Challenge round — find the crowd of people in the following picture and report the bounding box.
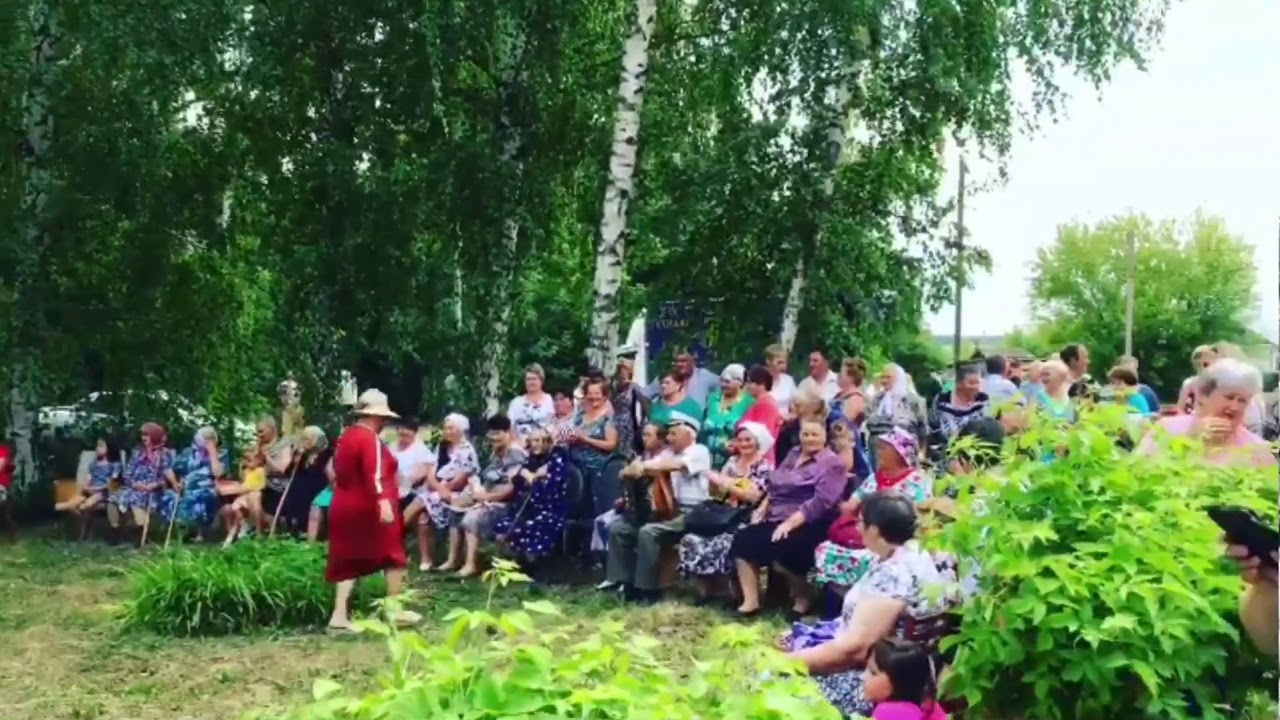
[26,339,1279,719]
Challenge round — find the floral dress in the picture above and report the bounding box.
[795,544,955,718]
[508,394,555,440]
[812,469,933,588]
[699,391,753,467]
[85,459,121,498]
[117,448,177,518]
[418,440,481,528]
[172,445,230,527]
[493,448,571,558]
[677,456,772,577]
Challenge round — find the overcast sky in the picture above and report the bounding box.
[925,0,1280,343]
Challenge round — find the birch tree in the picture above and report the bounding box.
[9,0,58,492]
[479,13,528,417]
[586,0,657,372]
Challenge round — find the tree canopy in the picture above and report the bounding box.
[1026,212,1260,397]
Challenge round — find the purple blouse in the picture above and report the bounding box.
[764,447,845,524]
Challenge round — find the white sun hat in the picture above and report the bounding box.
[354,389,399,419]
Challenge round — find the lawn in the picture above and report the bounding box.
[0,536,763,720]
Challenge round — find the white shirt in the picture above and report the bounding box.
[391,441,435,498]
[668,443,713,509]
[798,371,840,404]
[769,372,797,413]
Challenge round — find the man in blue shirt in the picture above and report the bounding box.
[982,355,1023,417]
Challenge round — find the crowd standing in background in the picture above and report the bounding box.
[18,337,1280,719]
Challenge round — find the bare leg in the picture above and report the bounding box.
[736,559,762,613]
[693,576,713,600]
[383,568,421,626]
[247,492,264,533]
[778,565,811,614]
[307,506,323,542]
[416,519,434,570]
[458,530,481,577]
[438,526,463,571]
[107,504,122,529]
[329,580,356,628]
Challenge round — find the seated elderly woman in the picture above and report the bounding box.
[786,492,956,718]
[171,427,229,542]
[812,428,934,600]
[605,413,711,604]
[405,413,480,572]
[454,414,527,578]
[677,421,775,605]
[730,419,845,619]
[1138,358,1276,468]
[110,423,180,544]
[494,428,571,571]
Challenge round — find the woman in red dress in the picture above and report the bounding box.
[326,389,420,630]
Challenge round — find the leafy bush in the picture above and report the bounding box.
[937,406,1277,720]
[264,560,840,720]
[123,539,385,636]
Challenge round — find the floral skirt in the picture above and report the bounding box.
[677,527,740,577]
[115,486,178,520]
[812,542,877,588]
[175,486,219,527]
[460,503,508,537]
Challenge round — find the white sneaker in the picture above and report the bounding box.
[418,562,434,572]
[595,580,617,591]
[390,610,422,627]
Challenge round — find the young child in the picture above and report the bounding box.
[863,638,948,720]
[56,437,120,516]
[222,450,267,546]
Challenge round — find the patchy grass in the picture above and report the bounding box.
[3,536,1275,720]
[0,537,767,720]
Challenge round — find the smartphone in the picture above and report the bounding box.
[1207,505,1279,569]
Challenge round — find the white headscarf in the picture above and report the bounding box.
[876,364,909,417]
[738,421,774,455]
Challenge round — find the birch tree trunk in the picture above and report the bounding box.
[479,23,528,417]
[777,79,855,351]
[10,0,58,493]
[586,0,657,372]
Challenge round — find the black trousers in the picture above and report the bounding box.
[729,518,831,576]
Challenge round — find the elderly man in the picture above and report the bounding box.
[604,412,712,604]
[646,349,719,409]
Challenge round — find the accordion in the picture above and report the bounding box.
[621,469,677,526]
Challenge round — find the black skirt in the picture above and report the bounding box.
[729,517,831,576]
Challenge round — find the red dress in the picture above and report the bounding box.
[326,425,408,582]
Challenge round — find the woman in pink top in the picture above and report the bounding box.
[739,364,783,461]
[1138,358,1276,467]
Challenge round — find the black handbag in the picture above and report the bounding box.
[683,500,749,537]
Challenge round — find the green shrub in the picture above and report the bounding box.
[937,406,1277,720]
[123,539,385,636]
[264,560,840,720]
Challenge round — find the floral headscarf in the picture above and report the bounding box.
[877,426,918,469]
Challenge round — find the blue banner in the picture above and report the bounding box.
[646,300,712,374]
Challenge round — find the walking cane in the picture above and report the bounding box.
[163,481,186,549]
[268,461,302,538]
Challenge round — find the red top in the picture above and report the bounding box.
[0,444,13,488]
[740,393,784,463]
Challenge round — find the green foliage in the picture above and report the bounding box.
[937,406,1277,720]
[123,540,384,636]
[1027,213,1259,399]
[265,559,840,720]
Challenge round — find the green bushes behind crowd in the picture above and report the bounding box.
[937,406,1277,720]
[123,539,385,636]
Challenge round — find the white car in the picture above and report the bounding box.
[39,390,255,442]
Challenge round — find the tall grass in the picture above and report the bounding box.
[122,539,385,636]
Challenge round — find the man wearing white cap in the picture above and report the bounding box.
[604,411,712,604]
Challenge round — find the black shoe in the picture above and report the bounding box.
[692,595,715,608]
[736,607,761,620]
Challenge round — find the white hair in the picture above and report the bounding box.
[195,426,218,444]
[444,412,471,435]
[1201,358,1262,397]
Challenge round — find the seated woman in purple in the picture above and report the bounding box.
[729,419,845,619]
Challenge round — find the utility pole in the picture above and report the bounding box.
[1123,228,1137,357]
[952,153,967,376]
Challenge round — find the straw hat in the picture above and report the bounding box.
[353,389,399,419]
